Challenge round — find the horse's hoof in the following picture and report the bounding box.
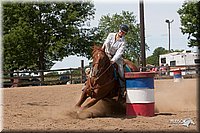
[77,110,81,114]
[75,105,80,109]
[75,106,84,113]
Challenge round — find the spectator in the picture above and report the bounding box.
[160,64,166,76]
[165,64,170,76]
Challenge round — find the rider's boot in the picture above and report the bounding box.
[118,79,126,102]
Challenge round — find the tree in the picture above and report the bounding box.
[177,1,200,48]
[147,47,168,66]
[3,2,95,71]
[95,11,142,64]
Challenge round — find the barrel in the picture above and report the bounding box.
[173,69,182,82]
[125,72,155,117]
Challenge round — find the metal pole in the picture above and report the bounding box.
[168,22,170,52]
[140,0,146,71]
[165,19,173,53]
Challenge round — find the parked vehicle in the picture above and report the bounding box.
[59,75,70,84]
[159,50,200,66]
[159,50,200,75]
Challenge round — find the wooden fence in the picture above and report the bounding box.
[2,67,86,88]
[2,60,86,88]
[2,63,199,88]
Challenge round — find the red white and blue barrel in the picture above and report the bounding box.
[125,72,155,117]
[173,69,182,82]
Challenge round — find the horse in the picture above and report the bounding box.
[75,45,139,110]
[123,58,139,72]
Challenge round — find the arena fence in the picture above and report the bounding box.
[2,63,199,88]
[2,60,86,88]
[3,67,86,88]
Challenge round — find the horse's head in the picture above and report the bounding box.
[91,45,110,77]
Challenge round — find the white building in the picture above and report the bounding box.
[159,50,200,75]
[159,50,200,66]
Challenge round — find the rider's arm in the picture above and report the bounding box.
[102,33,114,50]
[111,42,126,63]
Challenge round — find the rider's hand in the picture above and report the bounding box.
[110,61,115,64]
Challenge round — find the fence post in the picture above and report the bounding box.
[81,60,84,84]
[40,71,44,85]
[12,71,20,87]
[70,68,73,84]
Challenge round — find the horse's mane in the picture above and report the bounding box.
[92,45,110,65]
[92,45,106,55]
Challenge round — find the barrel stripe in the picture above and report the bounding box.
[173,71,181,75]
[125,72,156,78]
[126,103,155,116]
[174,74,182,78]
[126,89,154,103]
[126,78,154,89]
[126,87,154,90]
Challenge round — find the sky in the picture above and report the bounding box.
[52,0,197,70]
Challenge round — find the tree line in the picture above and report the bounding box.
[3,1,199,72]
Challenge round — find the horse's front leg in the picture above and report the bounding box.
[75,85,89,109]
[81,98,99,110]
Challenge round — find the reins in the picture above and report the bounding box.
[94,63,112,81]
[88,52,117,97]
[87,63,113,97]
[88,75,115,98]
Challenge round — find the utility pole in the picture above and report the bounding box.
[140,0,146,71]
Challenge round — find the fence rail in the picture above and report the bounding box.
[2,67,86,88]
[2,60,86,88]
[2,63,199,88]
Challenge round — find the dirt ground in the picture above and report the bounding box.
[2,78,199,132]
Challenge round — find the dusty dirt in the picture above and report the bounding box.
[2,78,199,132]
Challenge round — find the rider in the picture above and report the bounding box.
[101,24,129,97]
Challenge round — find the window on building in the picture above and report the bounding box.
[161,58,166,64]
[194,59,200,64]
[170,61,176,66]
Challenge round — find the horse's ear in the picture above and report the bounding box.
[91,45,95,51]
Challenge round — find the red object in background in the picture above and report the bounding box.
[173,69,181,75]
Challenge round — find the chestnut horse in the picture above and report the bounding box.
[75,45,138,110]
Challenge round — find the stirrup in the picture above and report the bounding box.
[122,91,127,98]
[117,93,126,103]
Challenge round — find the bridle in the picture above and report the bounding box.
[92,62,112,81]
[87,50,116,97]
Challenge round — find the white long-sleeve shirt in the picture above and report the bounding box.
[102,33,126,63]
